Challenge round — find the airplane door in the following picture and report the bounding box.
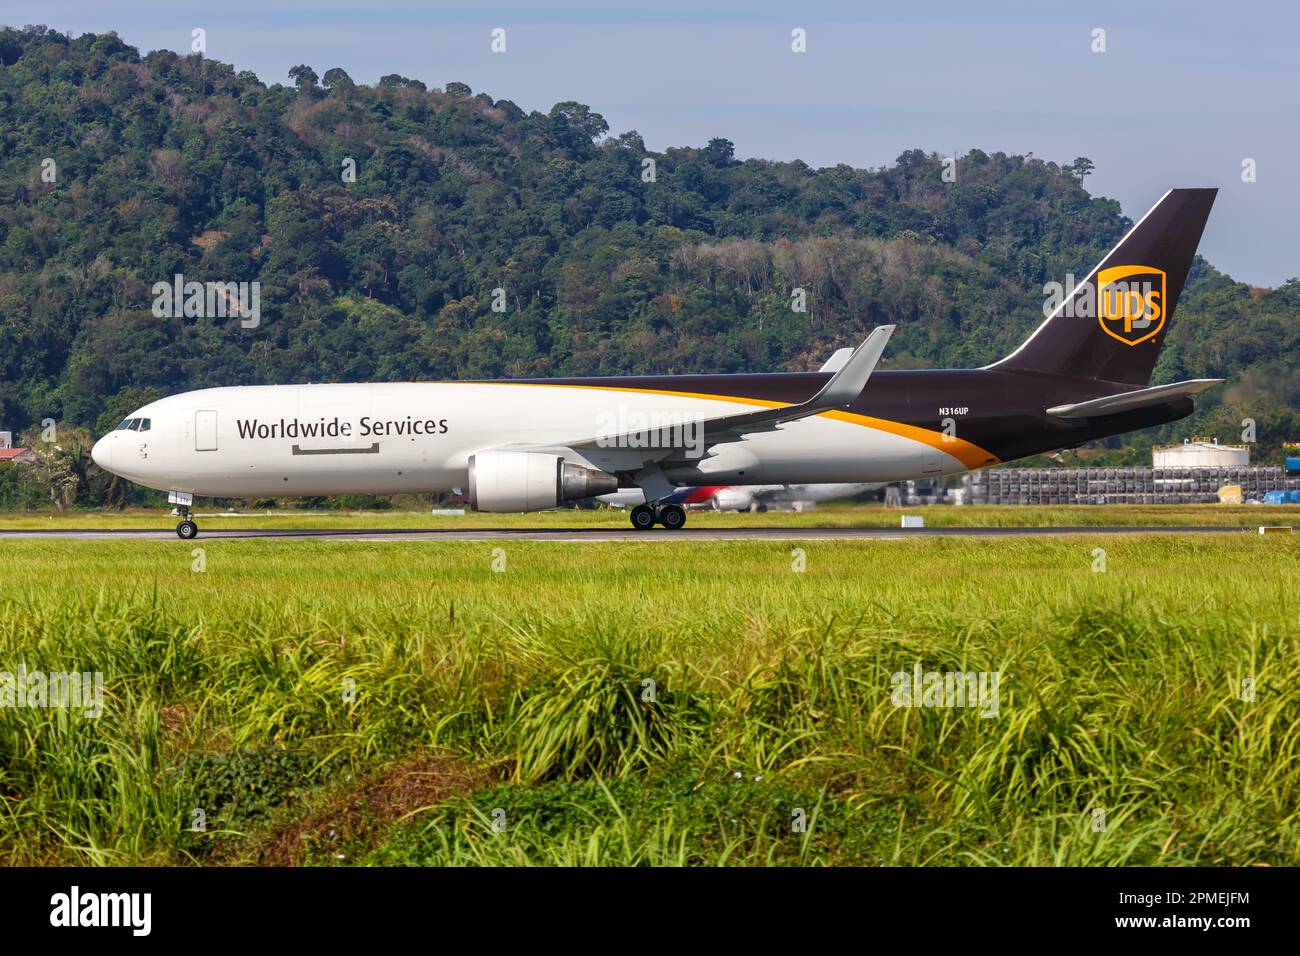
[195,410,218,451]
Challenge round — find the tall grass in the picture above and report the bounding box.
[0,535,1296,864]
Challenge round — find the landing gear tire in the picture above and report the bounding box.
[658,504,687,530]
[176,519,198,540]
[630,505,657,531]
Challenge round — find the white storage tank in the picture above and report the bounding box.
[1153,438,1249,469]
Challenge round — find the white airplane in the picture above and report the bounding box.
[91,189,1221,538]
[597,482,880,512]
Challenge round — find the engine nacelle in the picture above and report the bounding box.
[468,450,618,512]
[711,487,757,512]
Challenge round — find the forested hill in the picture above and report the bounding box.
[1,25,1297,457]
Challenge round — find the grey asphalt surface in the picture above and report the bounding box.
[0,525,1270,542]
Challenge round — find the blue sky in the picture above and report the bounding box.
[10,1,1298,285]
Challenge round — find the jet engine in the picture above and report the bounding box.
[711,487,758,512]
[468,450,618,512]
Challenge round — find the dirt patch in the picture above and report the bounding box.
[159,704,188,744]
[249,753,496,866]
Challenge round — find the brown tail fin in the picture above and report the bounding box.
[993,188,1217,386]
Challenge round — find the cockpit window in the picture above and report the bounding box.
[137,418,151,431]
[115,417,150,431]
[116,418,137,431]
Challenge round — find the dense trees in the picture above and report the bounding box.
[0,25,1296,507]
[15,422,92,509]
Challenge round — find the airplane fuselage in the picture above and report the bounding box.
[92,368,1193,500]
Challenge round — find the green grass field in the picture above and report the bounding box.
[1,527,1297,865]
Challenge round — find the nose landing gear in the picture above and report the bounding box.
[168,491,198,539]
[629,503,687,531]
[172,508,199,539]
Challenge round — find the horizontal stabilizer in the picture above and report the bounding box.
[1046,379,1223,419]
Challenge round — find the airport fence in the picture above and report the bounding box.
[964,466,1300,505]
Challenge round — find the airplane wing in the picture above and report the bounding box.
[1046,378,1223,419]
[568,325,895,454]
[507,326,893,500]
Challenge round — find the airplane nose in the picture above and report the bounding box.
[91,435,112,471]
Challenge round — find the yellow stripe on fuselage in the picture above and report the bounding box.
[491,381,1000,470]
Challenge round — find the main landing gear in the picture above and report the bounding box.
[172,507,199,540]
[629,503,687,531]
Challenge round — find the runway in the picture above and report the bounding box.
[0,525,1268,542]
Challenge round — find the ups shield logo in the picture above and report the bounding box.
[1097,265,1166,346]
